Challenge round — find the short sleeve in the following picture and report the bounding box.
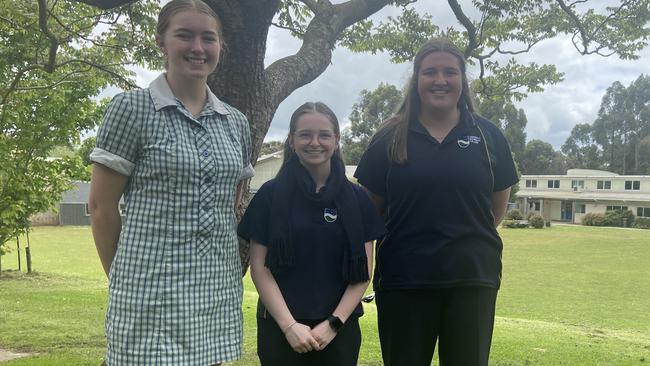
[490,125,519,192]
[354,137,390,197]
[237,180,274,245]
[90,93,141,176]
[354,185,386,242]
[239,116,255,181]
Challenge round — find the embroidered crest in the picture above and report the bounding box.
[458,135,481,148]
[324,208,338,223]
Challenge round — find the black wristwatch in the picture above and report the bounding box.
[327,315,344,332]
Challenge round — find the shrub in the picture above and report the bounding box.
[529,214,545,229]
[505,209,523,220]
[526,211,537,221]
[501,219,529,228]
[545,219,552,227]
[605,209,635,227]
[581,213,608,226]
[633,217,650,229]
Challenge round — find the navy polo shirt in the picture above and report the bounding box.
[238,178,385,321]
[354,110,518,290]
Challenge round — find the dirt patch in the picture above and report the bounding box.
[0,349,32,362]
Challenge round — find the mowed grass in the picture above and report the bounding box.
[1,225,649,365]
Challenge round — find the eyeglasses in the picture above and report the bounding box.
[294,130,336,143]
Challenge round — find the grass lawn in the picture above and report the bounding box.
[1,225,649,365]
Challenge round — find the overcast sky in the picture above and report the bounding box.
[127,1,649,150]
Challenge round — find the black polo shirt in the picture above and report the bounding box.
[238,178,385,321]
[354,110,518,290]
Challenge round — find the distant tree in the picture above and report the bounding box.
[519,139,557,175]
[474,95,527,164]
[591,75,650,174]
[260,141,284,156]
[77,137,97,166]
[562,123,602,170]
[341,83,402,164]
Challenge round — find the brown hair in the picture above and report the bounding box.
[156,0,223,44]
[279,102,343,171]
[374,37,474,163]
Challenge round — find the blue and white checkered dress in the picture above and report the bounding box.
[91,74,254,365]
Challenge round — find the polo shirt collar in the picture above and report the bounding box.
[149,73,230,115]
[408,107,475,135]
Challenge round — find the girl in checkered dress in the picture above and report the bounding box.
[89,1,253,365]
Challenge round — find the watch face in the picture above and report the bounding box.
[328,315,343,331]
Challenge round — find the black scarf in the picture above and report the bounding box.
[266,156,369,284]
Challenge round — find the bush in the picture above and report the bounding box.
[633,217,650,229]
[605,209,635,227]
[529,214,545,229]
[525,211,537,221]
[545,219,552,227]
[581,213,608,226]
[505,209,524,220]
[501,219,529,228]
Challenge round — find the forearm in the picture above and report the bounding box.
[90,207,121,277]
[251,258,295,331]
[491,188,511,227]
[332,242,373,322]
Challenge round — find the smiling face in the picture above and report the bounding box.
[156,10,221,83]
[289,112,340,171]
[416,51,463,115]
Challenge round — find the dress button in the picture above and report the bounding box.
[203,205,211,212]
[202,150,211,158]
[205,176,213,184]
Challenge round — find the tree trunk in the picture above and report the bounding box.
[26,231,32,274]
[16,236,21,271]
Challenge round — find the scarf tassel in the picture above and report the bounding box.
[344,255,370,284]
[266,238,296,272]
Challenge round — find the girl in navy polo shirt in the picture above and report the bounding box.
[238,102,385,366]
[355,38,518,366]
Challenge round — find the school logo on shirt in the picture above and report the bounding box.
[458,135,481,149]
[324,208,338,223]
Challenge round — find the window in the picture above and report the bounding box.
[638,207,650,218]
[526,179,537,188]
[547,180,560,189]
[625,180,640,190]
[597,180,611,190]
[571,180,584,189]
[607,205,628,211]
[575,204,586,214]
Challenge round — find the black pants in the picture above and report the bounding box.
[376,287,498,366]
[257,316,361,366]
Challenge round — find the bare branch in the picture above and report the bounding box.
[495,40,540,56]
[448,0,478,59]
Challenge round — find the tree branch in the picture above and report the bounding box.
[298,0,318,13]
[447,0,478,59]
[271,21,305,37]
[73,0,137,10]
[264,0,392,107]
[38,0,59,73]
[556,0,590,54]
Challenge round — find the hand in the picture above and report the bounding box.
[310,320,337,351]
[284,322,320,353]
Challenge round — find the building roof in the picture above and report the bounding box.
[516,189,650,203]
[256,150,283,164]
[60,181,91,203]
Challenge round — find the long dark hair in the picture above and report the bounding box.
[374,37,475,163]
[279,102,343,174]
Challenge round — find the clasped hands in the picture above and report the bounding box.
[283,320,337,354]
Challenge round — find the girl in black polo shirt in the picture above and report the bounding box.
[355,38,518,366]
[238,102,385,366]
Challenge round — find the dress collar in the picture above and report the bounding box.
[148,73,230,115]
